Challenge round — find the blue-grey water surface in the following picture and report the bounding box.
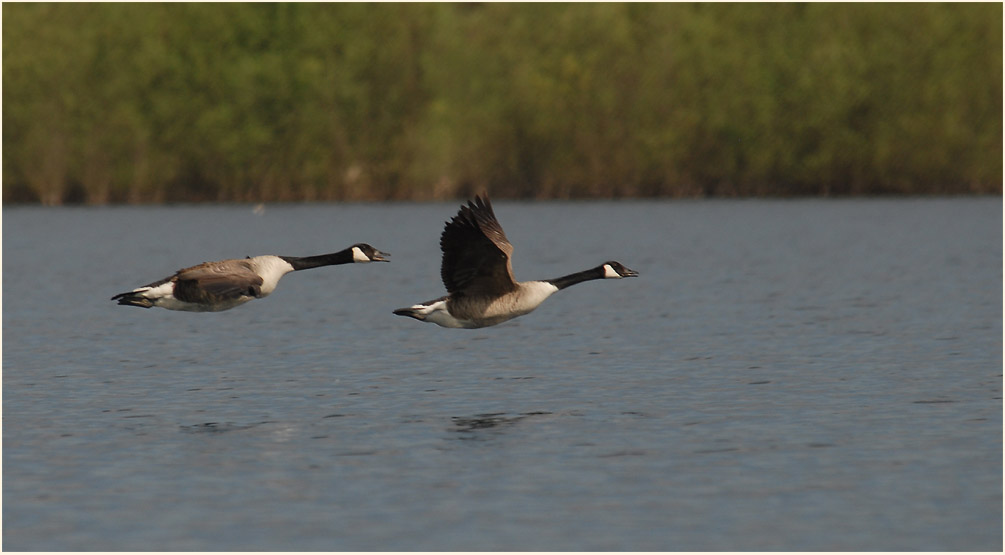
[3,198,1002,550]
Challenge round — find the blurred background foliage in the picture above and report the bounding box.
[3,3,1001,204]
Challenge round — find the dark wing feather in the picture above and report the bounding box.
[439,195,517,296]
[172,260,263,304]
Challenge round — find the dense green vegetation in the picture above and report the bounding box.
[3,3,1001,204]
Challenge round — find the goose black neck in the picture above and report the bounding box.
[280,249,353,271]
[546,266,604,290]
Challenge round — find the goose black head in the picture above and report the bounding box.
[351,243,390,263]
[601,261,638,278]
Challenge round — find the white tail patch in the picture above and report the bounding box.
[140,281,174,299]
[418,299,473,328]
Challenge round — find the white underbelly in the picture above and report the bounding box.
[154,295,254,312]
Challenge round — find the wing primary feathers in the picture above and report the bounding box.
[438,194,517,296]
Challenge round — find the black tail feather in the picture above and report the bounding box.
[393,307,425,321]
[111,292,154,308]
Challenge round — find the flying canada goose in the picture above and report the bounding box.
[393,195,637,328]
[112,243,389,312]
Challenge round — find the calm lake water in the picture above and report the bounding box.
[3,198,1001,550]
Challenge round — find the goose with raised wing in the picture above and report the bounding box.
[112,243,389,312]
[393,195,637,328]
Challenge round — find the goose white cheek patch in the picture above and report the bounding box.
[603,264,621,278]
[352,246,370,263]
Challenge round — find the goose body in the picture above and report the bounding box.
[393,195,637,329]
[112,243,388,312]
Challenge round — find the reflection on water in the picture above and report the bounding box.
[180,421,274,434]
[2,199,1001,551]
[450,411,553,437]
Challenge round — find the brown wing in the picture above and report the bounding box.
[172,260,263,304]
[439,195,517,296]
